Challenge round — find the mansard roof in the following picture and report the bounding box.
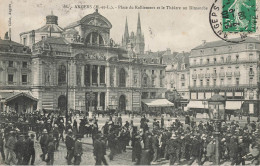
[193,37,260,50]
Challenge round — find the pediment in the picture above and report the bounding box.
[80,12,112,29]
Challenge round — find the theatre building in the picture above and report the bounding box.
[187,38,260,116]
[15,10,167,113]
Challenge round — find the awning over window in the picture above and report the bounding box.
[142,99,174,107]
[225,101,244,110]
[187,101,208,109]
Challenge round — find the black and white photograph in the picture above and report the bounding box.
[0,0,260,165]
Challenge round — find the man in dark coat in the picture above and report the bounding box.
[53,124,59,150]
[65,129,75,165]
[0,131,5,162]
[40,129,49,161]
[14,134,25,165]
[187,135,203,165]
[133,135,142,165]
[108,131,117,160]
[93,134,108,165]
[74,136,83,165]
[46,136,55,165]
[166,133,179,165]
[28,133,36,165]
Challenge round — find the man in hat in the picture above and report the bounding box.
[40,129,49,161]
[28,133,36,165]
[53,124,60,151]
[5,131,16,165]
[0,130,5,162]
[166,133,179,165]
[187,135,203,165]
[46,136,55,165]
[65,129,75,165]
[74,135,83,165]
[93,133,108,165]
[14,134,25,165]
[133,134,142,165]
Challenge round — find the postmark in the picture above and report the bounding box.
[209,0,258,43]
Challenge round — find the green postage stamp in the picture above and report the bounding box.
[222,0,257,32]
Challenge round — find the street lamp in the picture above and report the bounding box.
[208,91,226,165]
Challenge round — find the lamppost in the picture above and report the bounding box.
[208,90,226,165]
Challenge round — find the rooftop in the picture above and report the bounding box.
[193,37,260,50]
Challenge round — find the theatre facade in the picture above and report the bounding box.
[0,10,167,113]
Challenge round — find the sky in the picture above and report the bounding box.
[0,0,259,52]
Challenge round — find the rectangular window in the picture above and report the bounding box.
[200,80,203,86]
[206,79,210,86]
[100,65,105,84]
[213,79,216,86]
[228,78,232,84]
[193,80,196,87]
[160,70,163,75]
[236,78,239,85]
[207,59,210,64]
[22,75,27,84]
[214,58,217,64]
[249,77,253,85]
[22,62,27,68]
[8,61,13,67]
[152,70,155,74]
[160,79,163,87]
[221,57,224,63]
[23,38,27,45]
[182,82,185,87]
[236,55,239,62]
[193,59,196,65]
[92,65,98,84]
[220,78,224,85]
[181,74,185,79]
[8,74,13,84]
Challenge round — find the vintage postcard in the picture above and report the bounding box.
[0,0,260,165]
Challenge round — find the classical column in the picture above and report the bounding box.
[97,65,100,86]
[90,65,92,85]
[106,63,110,87]
[97,92,100,107]
[114,67,117,87]
[81,65,84,86]
[97,34,99,45]
[90,33,92,45]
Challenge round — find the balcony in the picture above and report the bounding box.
[226,72,232,77]
[205,73,211,78]
[211,73,217,78]
[249,71,254,76]
[234,71,240,77]
[189,83,257,91]
[198,74,204,79]
[219,73,225,77]
[192,74,197,79]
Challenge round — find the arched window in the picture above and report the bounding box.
[119,68,126,87]
[85,32,104,45]
[58,65,66,84]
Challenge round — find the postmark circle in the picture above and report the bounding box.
[209,0,257,43]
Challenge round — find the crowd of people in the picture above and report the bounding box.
[0,111,260,165]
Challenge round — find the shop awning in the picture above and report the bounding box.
[187,100,208,109]
[142,99,174,108]
[225,101,244,110]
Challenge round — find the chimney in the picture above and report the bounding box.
[202,40,206,45]
[4,32,9,40]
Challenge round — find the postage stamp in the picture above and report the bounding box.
[222,0,257,32]
[209,0,258,43]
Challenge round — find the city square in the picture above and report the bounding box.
[0,0,260,165]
